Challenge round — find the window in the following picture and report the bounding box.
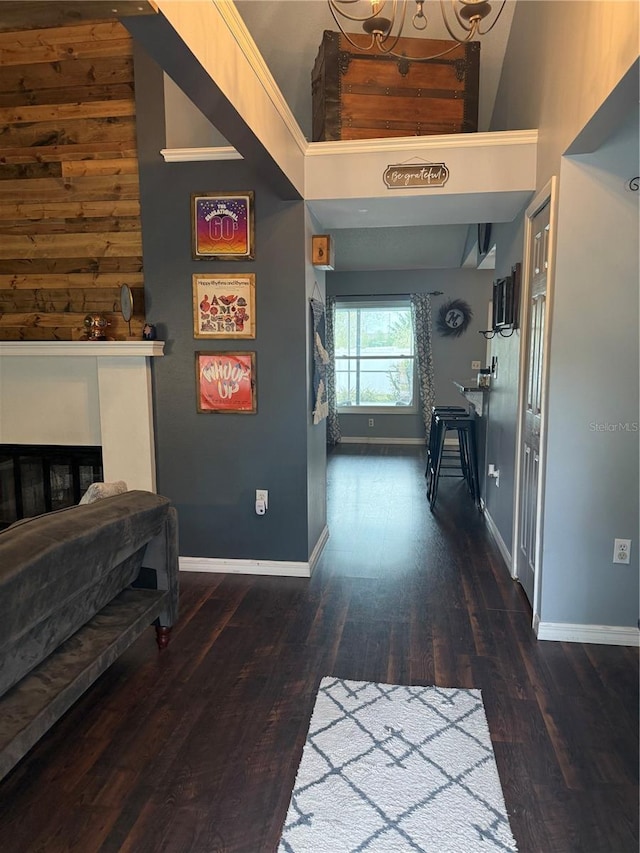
[335,301,416,412]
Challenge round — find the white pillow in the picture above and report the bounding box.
[79,481,128,504]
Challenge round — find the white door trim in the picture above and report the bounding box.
[512,177,559,625]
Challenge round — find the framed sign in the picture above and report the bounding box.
[193,273,255,339]
[191,191,255,261]
[195,351,256,414]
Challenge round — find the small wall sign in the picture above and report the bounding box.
[383,162,449,189]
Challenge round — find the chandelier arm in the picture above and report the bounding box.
[476,0,507,35]
[328,0,392,24]
[449,0,473,32]
[374,0,406,55]
[439,0,477,42]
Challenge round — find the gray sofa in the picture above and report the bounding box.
[0,490,179,780]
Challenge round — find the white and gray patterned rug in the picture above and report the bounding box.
[278,678,518,852]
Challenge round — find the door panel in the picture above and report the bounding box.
[518,202,550,605]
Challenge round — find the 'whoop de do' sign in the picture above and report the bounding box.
[383,162,449,189]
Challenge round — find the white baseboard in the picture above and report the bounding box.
[179,525,329,578]
[536,620,640,647]
[340,436,425,445]
[483,507,514,576]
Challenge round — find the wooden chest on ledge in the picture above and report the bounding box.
[311,30,480,142]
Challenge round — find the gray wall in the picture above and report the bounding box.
[540,114,639,626]
[486,0,639,632]
[327,268,493,439]
[135,46,324,563]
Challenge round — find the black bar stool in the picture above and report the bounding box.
[425,406,468,481]
[427,411,480,511]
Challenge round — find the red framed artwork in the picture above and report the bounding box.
[195,351,256,414]
[191,192,255,261]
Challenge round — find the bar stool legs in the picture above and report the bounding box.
[427,412,480,511]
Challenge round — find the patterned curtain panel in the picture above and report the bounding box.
[410,294,436,441]
[325,296,342,446]
[310,298,329,425]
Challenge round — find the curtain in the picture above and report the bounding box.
[411,293,435,441]
[325,296,341,446]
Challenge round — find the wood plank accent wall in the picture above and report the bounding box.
[0,19,145,340]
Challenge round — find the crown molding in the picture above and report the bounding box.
[214,0,308,157]
[160,146,243,162]
[304,129,539,157]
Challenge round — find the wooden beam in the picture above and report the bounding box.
[0,115,137,148]
[0,199,140,221]
[0,57,133,95]
[0,99,135,125]
[0,142,138,164]
[0,272,144,289]
[0,231,143,259]
[61,157,138,177]
[0,174,140,202]
[0,3,156,33]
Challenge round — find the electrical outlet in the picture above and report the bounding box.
[613,538,631,564]
[471,360,481,370]
[368,418,374,427]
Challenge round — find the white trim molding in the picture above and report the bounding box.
[536,621,640,647]
[180,525,329,579]
[214,0,308,157]
[339,437,425,446]
[483,509,514,576]
[305,129,539,157]
[160,146,243,162]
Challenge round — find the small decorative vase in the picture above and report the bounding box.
[142,323,157,340]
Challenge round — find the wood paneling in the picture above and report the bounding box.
[0,3,155,33]
[0,17,145,341]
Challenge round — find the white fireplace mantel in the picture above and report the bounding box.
[0,341,164,357]
[0,341,164,492]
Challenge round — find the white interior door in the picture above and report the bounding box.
[513,180,556,615]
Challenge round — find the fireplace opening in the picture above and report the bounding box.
[0,445,103,530]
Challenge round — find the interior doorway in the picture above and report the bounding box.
[512,179,558,616]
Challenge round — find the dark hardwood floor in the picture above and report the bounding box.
[0,444,637,852]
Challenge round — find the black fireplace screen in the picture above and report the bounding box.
[0,445,103,530]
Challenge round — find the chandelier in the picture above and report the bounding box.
[327,0,507,61]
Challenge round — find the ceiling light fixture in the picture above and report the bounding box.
[327,0,506,61]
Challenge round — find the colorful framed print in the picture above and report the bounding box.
[193,273,256,339]
[191,192,255,261]
[195,351,257,414]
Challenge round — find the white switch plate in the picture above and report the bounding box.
[256,489,268,510]
[613,538,631,564]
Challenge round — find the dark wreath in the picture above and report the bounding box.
[436,298,473,338]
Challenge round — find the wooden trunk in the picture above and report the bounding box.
[312,31,479,142]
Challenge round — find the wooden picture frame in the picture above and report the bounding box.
[195,351,256,414]
[191,191,255,261]
[193,273,256,339]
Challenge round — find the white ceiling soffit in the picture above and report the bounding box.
[306,190,533,230]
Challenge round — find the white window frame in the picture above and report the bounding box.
[335,299,417,415]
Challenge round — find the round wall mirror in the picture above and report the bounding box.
[120,284,133,323]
